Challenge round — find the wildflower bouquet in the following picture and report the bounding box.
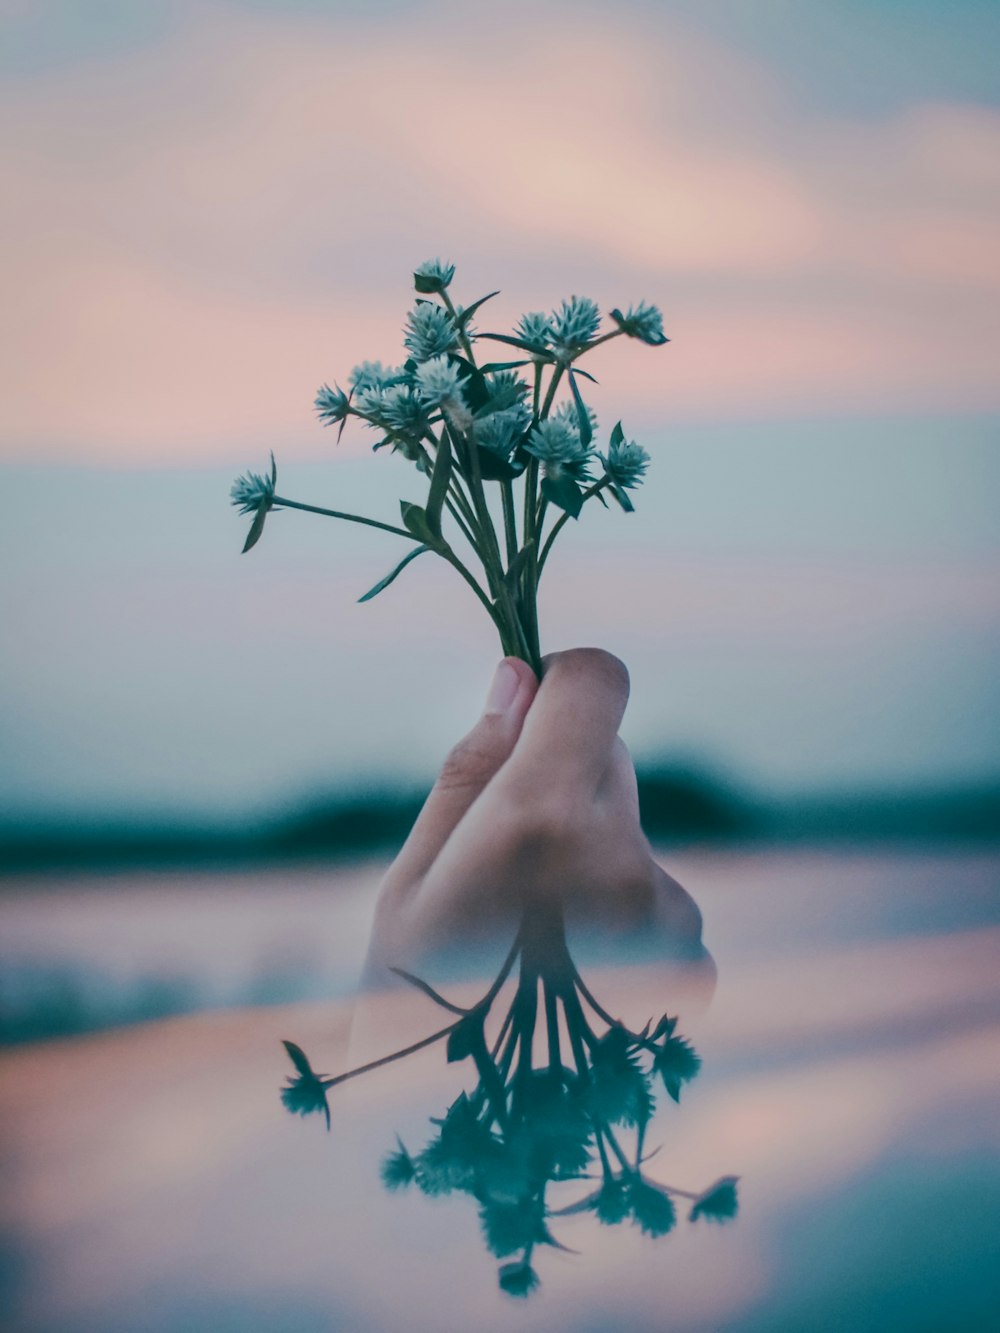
[230,259,666,675]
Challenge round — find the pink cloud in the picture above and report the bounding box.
[2,4,998,462]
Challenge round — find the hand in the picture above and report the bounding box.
[363,649,714,990]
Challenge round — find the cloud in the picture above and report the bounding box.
[2,1,998,461]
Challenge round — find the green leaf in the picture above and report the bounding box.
[567,370,593,447]
[400,501,438,545]
[610,482,634,513]
[241,501,269,553]
[357,544,430,603]
[541,474,584,519]
[446,1011,486,1063]
[456,290,500,327]
[609,420,625,450]
[450,355,491,413]
[479,359,533,374]
[476,446,524,481]
[477,332,551,356]
[425,432,453,537]
[572,366,599,384]
[414,272,442,294]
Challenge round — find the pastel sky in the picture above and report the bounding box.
[1,0,998,820]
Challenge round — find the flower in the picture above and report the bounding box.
[353,386,389,421]
[552,398,598,441]
[603,437,650,490]
[230,462,275,515]
[689,1175,740,1224]
[515,311,553,350]
[415,354,471,428]
[279,1039,331,1131]
[349,360,405,392]
[483,370,529,413]
[379,385,431,438]
[380,1138,417,1191]
[524,417,594,482]
[474,405,530,459]
[314,383,350,426]
[549,296,600,355]
[404,302,459,362]
[498,1261,540,1298]
[653,1032,701,1103]
[414,257,456,293]
[610,301,668,346]
[628,1176,677,1237]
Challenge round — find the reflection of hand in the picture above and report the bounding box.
[364,649,714,984]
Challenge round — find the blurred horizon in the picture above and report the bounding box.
[2,0,998,832]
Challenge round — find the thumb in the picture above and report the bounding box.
[384,658,538,887]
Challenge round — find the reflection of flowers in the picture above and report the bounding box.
[279,1040,332,1131]
[689,1175,741,1223]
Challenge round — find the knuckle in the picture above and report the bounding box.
[435,718,506,794]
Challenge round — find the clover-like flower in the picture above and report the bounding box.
[689,1175,740,1224]
[279,1040,332,1131]
[483,370,529,413]
[553,398,598,441]
[474,405,530,459]
[415,354,471,428]
[549,296,600,355]
[230,461,275,515]
[404,302,459,362]
[349,360,405,392]
[603,437,650,490]
[353,385,389,422]
[628,1176,677,1237]
[379,385,431,438]
[515,311,553,350]
[414,256,456,293]
[610,301,668,346]
[380,1137,418,1191]
[498,1261,540,1298]
[314,383,351,426]
[524,418,593,481]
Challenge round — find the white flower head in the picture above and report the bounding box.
[483,370,529,413]
[550,296,600,355]
[414,257,456,293]
[610,301,668,346]
[515,311,553,350]
[379,385,431,438]
[525,418,594,481]
[349,360,405,392]
[553,398,598,441]
[230,456,276,515]
[603,436,650,490]
[473,405,530,459]
[404,302,459,362]
[415,354,471,429]
[314,383,350,426]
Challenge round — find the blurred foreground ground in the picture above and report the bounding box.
[2,848,999,1331]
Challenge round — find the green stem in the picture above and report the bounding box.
[500,478,518,567]
[440,290,476,363]
[272,496,414,541]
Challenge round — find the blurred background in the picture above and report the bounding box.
[1,0,998,1030]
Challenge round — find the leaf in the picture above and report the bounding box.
[456,290,500,327]
[572,366,599,384]
[609,420,625,450]
[541,474,584,519]
[282,1040,314,1077]
[610,482,634,513]
[477,332,551,356]
[414,272,442,294]
[357,544,429,603]
[479,359,534,374]
[567,370,593,446]
[476,446,524,481]
[400,501,438,546]
[425,432,453,537]
[446,1011,486,1063]
[242,500,269,553]
[450,355,491,413]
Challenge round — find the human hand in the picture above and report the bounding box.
[363,649,714,989]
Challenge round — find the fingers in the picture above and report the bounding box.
[499,648,630,801]
[383,657,538,887]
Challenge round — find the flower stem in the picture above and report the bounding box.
[272,496,414,541]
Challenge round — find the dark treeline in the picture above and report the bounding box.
[2,767,999,874]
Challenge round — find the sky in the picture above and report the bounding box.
[1,0,998,822]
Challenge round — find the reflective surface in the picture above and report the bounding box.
[2,849,999,1331]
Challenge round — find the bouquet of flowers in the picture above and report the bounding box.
[230,259,667,675]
